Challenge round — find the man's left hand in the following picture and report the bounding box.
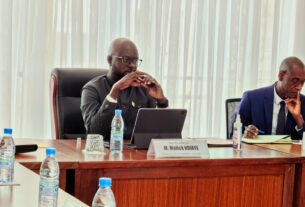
[137,72,167,103]
[285,92,304,128]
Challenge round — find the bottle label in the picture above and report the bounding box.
[232,116,242,150]
[110,129,123,152]
[232,126,242,150]
[111,131,123,140]
[0,154,14,167]
[39,179,59,204]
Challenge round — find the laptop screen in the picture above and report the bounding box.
[129,108,187,149]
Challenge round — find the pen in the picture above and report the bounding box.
[281,135,290,139]
[258,129,265,135]
[244,126,265,135]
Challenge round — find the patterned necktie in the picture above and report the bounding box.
[276,101,286,135]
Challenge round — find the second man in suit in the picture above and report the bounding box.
[238,56,305,139]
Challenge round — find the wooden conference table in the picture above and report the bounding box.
[0,162,88,207]
[255,143,305,207]
[15,138,299,207]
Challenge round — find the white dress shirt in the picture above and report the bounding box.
[271,87,287,134]
[271,86,302,134]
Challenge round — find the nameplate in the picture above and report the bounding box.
[147,139,209,158]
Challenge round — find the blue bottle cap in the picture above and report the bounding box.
[4,128,12,135]
[115,109,122,116]
[99,177,112,188]
[46,148,56,156]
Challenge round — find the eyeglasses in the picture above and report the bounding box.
[290,78,305,86]
[112,56,142,67]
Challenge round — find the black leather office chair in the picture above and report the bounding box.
[226,98,241,139]
[50,68,108,139]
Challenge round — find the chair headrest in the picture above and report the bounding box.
[51,68,108,97]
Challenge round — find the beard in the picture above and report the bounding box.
[111,65,125,80]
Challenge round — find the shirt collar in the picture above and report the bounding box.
[274,85,284,105]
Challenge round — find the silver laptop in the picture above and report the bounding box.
[128,108,187,149]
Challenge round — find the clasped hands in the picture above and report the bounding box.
[110,70,167,103]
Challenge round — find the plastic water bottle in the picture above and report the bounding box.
[233,114,242,151]
[110,109,124,153]
[92,177,116,207]
[38,148,59,207]
[0,128,15,184]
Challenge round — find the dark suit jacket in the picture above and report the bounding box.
[238,84,305,140]
[81,75,166,141]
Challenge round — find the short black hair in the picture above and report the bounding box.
[279,56,304,72]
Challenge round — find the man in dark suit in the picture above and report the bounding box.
[238,56,305,139]
[81,38,168,140]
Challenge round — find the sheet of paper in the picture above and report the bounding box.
[242,135,291,144]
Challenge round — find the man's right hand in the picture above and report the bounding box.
[243,124,259,139]
[109,71,143,99]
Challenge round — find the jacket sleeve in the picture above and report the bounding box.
[290,127,303,140]
[290,104,305,140]
[81,85,116,140]
[238,91,252,128]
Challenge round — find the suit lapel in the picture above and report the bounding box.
[263,85,275,134]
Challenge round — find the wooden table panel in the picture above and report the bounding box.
[255,143,305,207]
[77,164,293,207]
